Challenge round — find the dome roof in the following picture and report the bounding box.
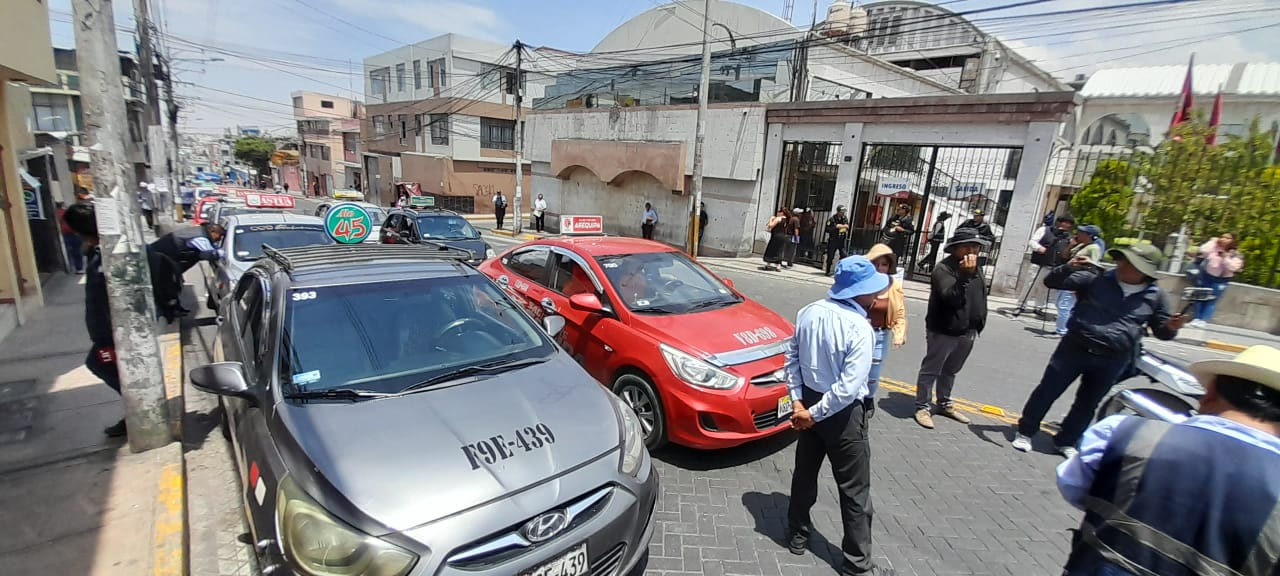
[592,0,803,56]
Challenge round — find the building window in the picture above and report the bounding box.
[128,111,144,143]
[370,67,390,98]
[321,146,330,161]
[398,114,408,141]
[396,63,406,91]
[320,100,334,109]
[430,113,449,145]
[292,96,303,112]
[413,60,422,90]
[480,118,515,150]
[429,58,447,88]
[888,15,903,46]
[373,115,386,136]
[1003,149,1023,179]
[32,92,73,131]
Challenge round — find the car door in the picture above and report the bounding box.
[381,213,403,243]
[546,250,623,381]
[495,246,553,323]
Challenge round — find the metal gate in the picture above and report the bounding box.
[846,143,1023,285]
[775,141,841,266]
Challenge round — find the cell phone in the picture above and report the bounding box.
[1179,287,1214,316]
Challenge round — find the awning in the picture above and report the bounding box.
[71,146,91,163]
[18,168,41,191]
[17,147,52,162]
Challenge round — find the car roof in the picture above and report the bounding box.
[260,244,477,287]
[226,213,325,227]
[536,236,676,257]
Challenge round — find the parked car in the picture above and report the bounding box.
[479,236,795,450]
[380,207,494,265]
[191,244,656,576]
[201,213,332,310]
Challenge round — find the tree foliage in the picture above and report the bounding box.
[1072,159,1135,246]
[233,136,276,172]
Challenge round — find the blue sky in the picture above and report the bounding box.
[45,0,1280,134]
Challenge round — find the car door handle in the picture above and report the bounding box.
[540,297,557,313]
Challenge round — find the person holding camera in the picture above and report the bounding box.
[1054,224,1105,337]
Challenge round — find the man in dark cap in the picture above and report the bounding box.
[957,208,995,244]
[917,211,951,273]
[913,228,989,429]
[1013,244,1185,456]
[881,203,915,260]
[823,205,851,276]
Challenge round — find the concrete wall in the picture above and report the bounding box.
[1155,272,1280,335]
[0,83,45,316]
[292,91,360,119]
[0,2,56,84]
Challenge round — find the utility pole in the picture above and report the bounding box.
[73,0,170,452]
[686,0,713,257]
[512,40,525,235]
[161,56,182,222]
[134,0,174,225]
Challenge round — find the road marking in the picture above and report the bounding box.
[1206,340,1249,353]
[880,377,1058,433]
[152,461,186,576]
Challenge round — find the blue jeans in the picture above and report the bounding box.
[1056,290,1077,335]
[868,329,890,398]
[62,233,83,272]
[1196,273,1230,321]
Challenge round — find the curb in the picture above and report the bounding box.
[1177,338,1250,353]
[152,442,187,576]
[488,228,540,241]
[160,332,184,441]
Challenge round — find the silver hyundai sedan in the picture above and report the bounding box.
[190,244,657,576]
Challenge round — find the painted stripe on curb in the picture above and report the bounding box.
[880,377,1058,433]
[1206,340,1249,353]
[153,458,186,576]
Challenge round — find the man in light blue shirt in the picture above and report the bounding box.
[785,256,890,576]
[1055,345,1280,575]
[641,202,658,240]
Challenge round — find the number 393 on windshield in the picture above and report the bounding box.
[461,424,557,470]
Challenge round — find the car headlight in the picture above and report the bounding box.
[607,392,646,477]
[485,247,497,259]
[276,476,418,576]
[659,343,743,390]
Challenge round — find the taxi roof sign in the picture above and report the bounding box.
[409,196,434,207]
[324,202,373,244]
[244,193,296,209]
[560,215,604,235]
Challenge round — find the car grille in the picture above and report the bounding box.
[446,486,614,569]
[591,543,628,576]
[752,410,788,431]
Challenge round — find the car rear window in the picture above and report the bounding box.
[283,275,550,394]
[232,224,332,261]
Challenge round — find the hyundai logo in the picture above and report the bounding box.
[521,510,569,543]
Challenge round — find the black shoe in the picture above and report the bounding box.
[786,530,808,555]
[104,419,127,437]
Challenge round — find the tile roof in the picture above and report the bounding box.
[1080,62,1280,98]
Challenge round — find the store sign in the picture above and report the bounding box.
[560,215,603,235]
[24,189,44,220]
[876,176,912,197]
[324,203,372,244]
[951,182,986,197]
[244,193,295,209]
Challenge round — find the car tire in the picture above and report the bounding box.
[218,397,232,442]
[612,372,667,451]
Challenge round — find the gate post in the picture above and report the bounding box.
[832,122,865,213]
[992,121,1060,297]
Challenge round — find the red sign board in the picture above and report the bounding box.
[244,193,296,209]
[560,215,603,235]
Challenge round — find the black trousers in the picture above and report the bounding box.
[789,386,874,575]
[1017,338,1131,448]
[824,237,847,273]
[920,241,941,270]
[87,345,121,394]
[495,207,506,229]
[641,223,654,239]
[533,213,545,232]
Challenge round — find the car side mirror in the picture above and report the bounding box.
[722,277,735,289]
[568,292,606,314]
[189,362,257,406]
[542,315,566,338]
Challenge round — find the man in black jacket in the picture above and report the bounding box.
[824,205,851,276]
[882,203,915,260]
[914,228,989,429]
[1012,244,1186,457]
[62,204,128,437]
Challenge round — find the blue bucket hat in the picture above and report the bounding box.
[1077,224,1102,238]
[829,256,891,301]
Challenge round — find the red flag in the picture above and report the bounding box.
[1206,88,1224,145]
[1170,54,1195,131]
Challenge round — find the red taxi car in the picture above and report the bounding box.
[479,236,795,450]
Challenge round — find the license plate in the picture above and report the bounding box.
[777,395,793,419]
[522,543,590,576]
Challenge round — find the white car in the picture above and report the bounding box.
[313,201,386,243]
[203,213,334,310]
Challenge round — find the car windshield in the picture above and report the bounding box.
[231,224,333,261]
[362,206,386,224]
[417,214,480,240]
[596,251,742,314]
[282,275,551,394]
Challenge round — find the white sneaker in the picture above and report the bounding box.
[1059,445,1079,459]
[1189,319,1207,328]
[1011,434,1032,452]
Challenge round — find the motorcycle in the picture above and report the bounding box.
[1094,286,1217,423]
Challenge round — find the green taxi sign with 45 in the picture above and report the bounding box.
[324,202,372,244]
[409,196,434,207]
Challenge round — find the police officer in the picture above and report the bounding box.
[1056,345,1280,576]
[881,203,915,260]
[150,223,225,274]
[957,208,995,244]
[785,256,891,575]
[824,205,851,276]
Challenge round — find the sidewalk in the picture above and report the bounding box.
[0,273,185,576]
[699,255,1280,352]
[466,214,555,240]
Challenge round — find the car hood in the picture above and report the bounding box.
[425,237,488,260]
[276,354,621,533]
[634,300,793,363]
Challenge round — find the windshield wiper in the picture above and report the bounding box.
[398,357,549,394]
[631,306,677,314]
[284,388,392,402]
[686,299,735,312]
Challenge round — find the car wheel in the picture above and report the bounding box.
[218,397,232,442]
[612,372,667,451]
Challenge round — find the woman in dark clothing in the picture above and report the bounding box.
[798,209,817,261]
[762,208,790,271]
[782,208,802,269]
